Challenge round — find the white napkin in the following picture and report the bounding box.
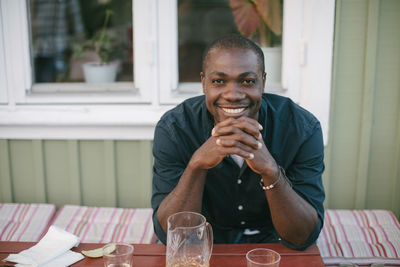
[5,225,84,267]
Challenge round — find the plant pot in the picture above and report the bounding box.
[261,47,282,87]
[82,61,118,83]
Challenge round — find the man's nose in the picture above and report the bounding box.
[223,82,245,101]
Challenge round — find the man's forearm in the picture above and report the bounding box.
[265,176,318,247]
[157,161,208,234]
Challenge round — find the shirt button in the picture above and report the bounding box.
[238,205,243,210]
[237,179,242,184]
[241,221,246,225]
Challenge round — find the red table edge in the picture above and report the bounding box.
[0,241,321,256]
[0,242,325,267]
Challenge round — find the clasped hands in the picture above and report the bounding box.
[191,117,279,181]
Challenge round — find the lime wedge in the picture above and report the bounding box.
[81,244,116,258]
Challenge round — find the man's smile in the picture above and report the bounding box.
[221,107,246,114]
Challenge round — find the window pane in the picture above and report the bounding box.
[178,0,283,84]
[29,0,133,84]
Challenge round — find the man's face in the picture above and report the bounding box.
[201,47,266,124]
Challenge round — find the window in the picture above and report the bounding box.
[1,0,155,104]
[29,0,133,84]
[0,0,334,143]
[176,0,283,85]
[159,0,286,104]
[177,0,240,83]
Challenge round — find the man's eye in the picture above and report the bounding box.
[242,79,256,85]
[212,79,224,84]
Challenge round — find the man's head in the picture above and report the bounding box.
[202,34,265,74]
[201,35,266,124]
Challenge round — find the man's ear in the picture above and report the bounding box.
[262,72,266,89]
[200,72,206,93]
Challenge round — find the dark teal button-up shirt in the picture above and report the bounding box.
[151,93,325,250]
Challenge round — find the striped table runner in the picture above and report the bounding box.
[0,203,56,241]
[51,205,156,244]
[317,209,400,266]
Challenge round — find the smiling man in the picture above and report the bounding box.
[151,35,325,250]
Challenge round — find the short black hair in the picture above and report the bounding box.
[201,34,265,73]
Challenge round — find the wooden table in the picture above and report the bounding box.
[0,242,324,266]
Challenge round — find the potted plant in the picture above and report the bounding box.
[72,9,119,83]
[230,0,283,86]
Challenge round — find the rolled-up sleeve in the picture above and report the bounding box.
[281,122,325,250]
[151,122,186,244]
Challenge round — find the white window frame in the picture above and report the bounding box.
[0,0,334,143]
[0,2,8,104]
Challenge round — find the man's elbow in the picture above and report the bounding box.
[281,219,322,250]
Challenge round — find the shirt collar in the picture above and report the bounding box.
[258,95,268,140]
[201,99,214,141]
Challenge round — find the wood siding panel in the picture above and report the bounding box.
[0,140,13,202]
[43,141,81,207]
[325,0,368,208]
[79,141,116,207]
[115,141,153,208]
[366,0,400,210]
[67,140,83,205]
[354,0,379,209]
[8,140,46,203]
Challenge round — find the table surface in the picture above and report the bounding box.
[0,242,324,267]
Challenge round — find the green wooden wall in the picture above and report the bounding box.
[323,0,400,216]
[0,140,153,208]
[0,0,399,217]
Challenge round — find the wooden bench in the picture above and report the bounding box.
[0,203,156,244]
[317,209,400,266]
[50,205,156,244]
[0,203,55,241]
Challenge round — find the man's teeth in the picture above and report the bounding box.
[222,108,245,114]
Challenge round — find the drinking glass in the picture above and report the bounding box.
[246,248,281,267]
[102,243,133,267]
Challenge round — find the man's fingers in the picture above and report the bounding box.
[216,135,263,151]
[212,117,262,140]
[257,141,262,149]
[235,116,263,132]
[213,124,261,140]
[215,142,255,159]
